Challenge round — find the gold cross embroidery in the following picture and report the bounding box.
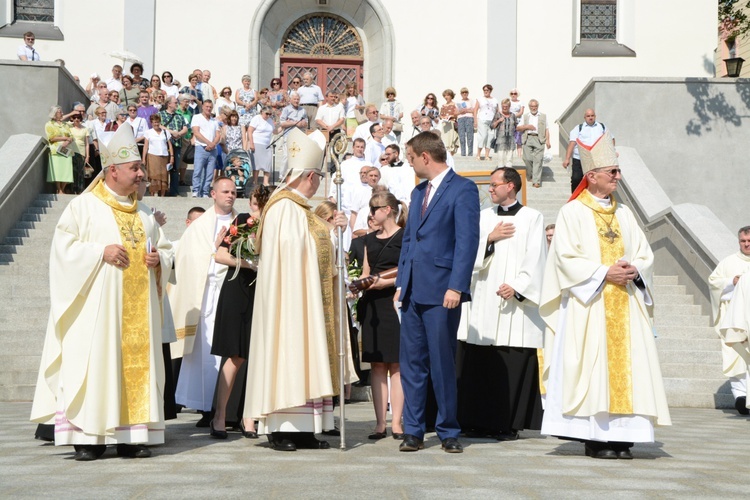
[600,227,619,244]
[289,142,301,157]
[123,225,143,249]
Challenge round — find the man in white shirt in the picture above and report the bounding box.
[562,108,614,193]
[328,138,366,200]
[297,72,324,130]
[314,91,345,135]
[364,123,386,166]
[106,65,123,92]
[381,117,398,147]
[517,99,550,189]
[379,144,415,205]
[17,32,40,61]
[352,105,380,142]
[201,69,218,101]
[191,100,222,198]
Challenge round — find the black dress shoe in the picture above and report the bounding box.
[368,430,387,440]
[73,445,106,461]
[584,442,617,459]
[616,449,633,459]
[269,436,296,451]
[322,428,340,436]
[195,412,211,428]
[238,421,258,439]
[392,432,405,440]
[116,444,152,458]
[441,437,464,454]
[735,396,749,415]
[610,441,634,459]
[399,434,424,452]
[496,430,519,442]
[210,420,228,439]
[295,435,331,450]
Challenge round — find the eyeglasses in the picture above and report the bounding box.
[595,168,621,177]
[489,182,509,188]
[370,206,386,214]
[272,82,281,86]
[222,91,231,95]
[461,91,469,94]
[510,92,518,95]
[292,80,300,84]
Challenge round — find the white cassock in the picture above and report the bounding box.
[174,211,234,411]
[458,203,546,347]
[31,182,173,445]
[244,190,357,434]
[539,193,671,443]
[328,156,366,204]
[708,252,750,398]
[719,273,750,409]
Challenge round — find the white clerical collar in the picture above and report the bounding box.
[104,181,134,207]
[290,187,308,200]
[499,200,519,212]
[590,193,612,208]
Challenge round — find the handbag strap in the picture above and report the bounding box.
[367,228,400,270]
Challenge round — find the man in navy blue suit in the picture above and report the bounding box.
[395,132,480,453]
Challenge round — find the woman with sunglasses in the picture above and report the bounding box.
[216,86,236,115]
[45,105,74,195]
[379,86,403,142]
[130,62,148,90]
[419,93,440,126]
[236,75,258,128]
[456,87,476,157]
[267,78,287,123]
[245,106,278,186]
[68,106,90,193]
[474,84,498,161]
[357,192,408,440]
[509,89,525,157]
[343,82,365,137]
[161,71,179,98]
[148,75,162,105]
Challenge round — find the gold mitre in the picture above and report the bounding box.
[286,128,325,173]
[100,123,141,169]
[577,131,617,174]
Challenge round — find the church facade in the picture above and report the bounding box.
[0,0,716,148]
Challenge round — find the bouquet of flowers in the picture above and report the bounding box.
[224,216,260,280]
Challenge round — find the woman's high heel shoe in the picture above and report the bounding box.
[210,420,228,439]
[239,420,259,439]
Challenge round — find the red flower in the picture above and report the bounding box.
[229,225,238,236]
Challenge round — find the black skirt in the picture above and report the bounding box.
[210,266,257,359]
[359,286,400,363]
[456,341,543,434]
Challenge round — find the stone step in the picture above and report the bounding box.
[660,362,726,379]
[657,349,721,365]
[652,284,687,295]
[652,293,695,305]
[666,391,733,409]
[653,313,710,327]
[663,377,731,395]
[653,303,703,316]
[0,355,41,372]
[1,370,38,386]
[655,325,718,340]
[0,384,35,402]
[654,276,679,285]
[657,337,722,352]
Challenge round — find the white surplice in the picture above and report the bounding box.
[458,204,546,348]
[719,273,750,408]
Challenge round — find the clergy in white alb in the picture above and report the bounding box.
[244,129,357,452]
[719,273,750,414]
[539,132,670,460]
[708,226,750,414]
[457,167,546,439]
[30,123,173,461]
[170,178,237,419]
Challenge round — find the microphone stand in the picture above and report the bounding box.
[267,116,306,185]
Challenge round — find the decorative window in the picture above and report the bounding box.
[580,0,616,40]
[281,14,363,59]
[14,0,54,22]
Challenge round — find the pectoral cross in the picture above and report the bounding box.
[601,227,619,244]
[124,226,141,249]
[289,142,301,157]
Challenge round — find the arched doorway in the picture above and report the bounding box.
[280,14,363,95]
[249,0,394,105]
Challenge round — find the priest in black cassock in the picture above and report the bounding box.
[457,167,546,440]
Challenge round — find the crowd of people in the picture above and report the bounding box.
[25,40,749,462]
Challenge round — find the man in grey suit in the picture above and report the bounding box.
[517,99,550,188]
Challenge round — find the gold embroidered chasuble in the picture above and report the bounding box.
[576,190,632,414]
[92,181,151,424]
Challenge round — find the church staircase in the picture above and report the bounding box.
[0,157,732,408]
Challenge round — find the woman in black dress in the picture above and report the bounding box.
[210,185,271,438]
[358,192,408,440]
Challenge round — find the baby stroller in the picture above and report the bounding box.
[223,149,252,198]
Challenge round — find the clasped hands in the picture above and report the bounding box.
[606,260,638,286]
[104,244,160,269]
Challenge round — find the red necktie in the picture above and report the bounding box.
[421,182,432,218]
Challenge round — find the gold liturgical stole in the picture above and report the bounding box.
[93,181,151,424]
[578,189,633,414]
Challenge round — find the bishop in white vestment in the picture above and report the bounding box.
[539,133,670,459]
[457,167,546,440]
[31,124,173,461]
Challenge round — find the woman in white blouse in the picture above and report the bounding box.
[245,106,278,186]
[473,84,499,161]
[142,114,174,196]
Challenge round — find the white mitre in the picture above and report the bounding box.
[99,123,141,169]
[577,130,617,173]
